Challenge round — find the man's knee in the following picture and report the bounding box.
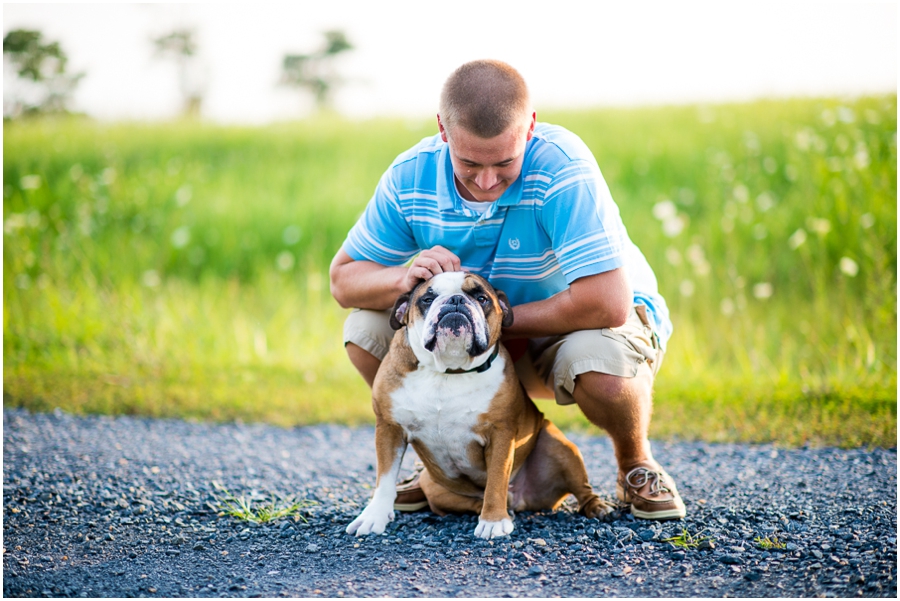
[573,370,652,407]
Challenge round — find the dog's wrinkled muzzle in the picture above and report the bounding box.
[423,295,479,353]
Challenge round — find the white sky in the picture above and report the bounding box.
[3,1,898,123]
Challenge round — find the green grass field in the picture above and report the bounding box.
[3,96,897,447]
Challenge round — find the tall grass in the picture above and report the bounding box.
[3,97,896,446]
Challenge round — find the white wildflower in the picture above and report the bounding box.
[652,200,677,221]
[175,185,192,207]
[753,283,773,299]
[170,226,190,248]
[860,213,875,229]
[276,251,295,272]
[20,175,41,190]
[788,229,807,249]
[720,298,735,316]
[839,257,859,277]
[806,218,832,236]
[282,225,302,245]
[142,270,161,288]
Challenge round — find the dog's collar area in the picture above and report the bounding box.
[444,345,500,375]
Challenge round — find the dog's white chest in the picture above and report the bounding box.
[389,359,505,477]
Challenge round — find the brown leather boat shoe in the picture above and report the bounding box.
[394,468,428,512]
[617,462,686,520]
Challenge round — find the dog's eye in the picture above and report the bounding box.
[476,295,489,305]
[422,297,434,305]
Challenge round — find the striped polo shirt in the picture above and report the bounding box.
[342,123,672,348]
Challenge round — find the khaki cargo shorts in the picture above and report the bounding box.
[343,304,664,406]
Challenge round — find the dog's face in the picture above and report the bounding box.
[391,272,513,371]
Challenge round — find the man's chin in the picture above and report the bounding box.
[468,189,504,202]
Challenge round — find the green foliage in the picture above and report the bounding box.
[153,29,197,58]
[3,28,83,117]
[662,528,714,550]
[212,482,315,524]
[2,96,896,447]
[152,29,203,118]
[754,535,787,550]
[281,30,354,110]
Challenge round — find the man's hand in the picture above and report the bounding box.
[402,246,461,291]
[329,246,462,311]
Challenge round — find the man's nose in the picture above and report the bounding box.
[475,168,499,190]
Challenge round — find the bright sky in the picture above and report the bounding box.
[3,1,897,123]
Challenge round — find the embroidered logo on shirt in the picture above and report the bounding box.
[508,237,521,250]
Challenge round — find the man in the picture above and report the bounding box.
[329,59,684,520]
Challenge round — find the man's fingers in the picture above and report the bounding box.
[405,247,463,290]
[421,247,461,273]
[415,256,445,275]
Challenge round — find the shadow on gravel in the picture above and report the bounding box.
[3,409,897,597]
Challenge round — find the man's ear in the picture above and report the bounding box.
[437,114,449,143]
[390,293,412,330]
[496,290,514,328]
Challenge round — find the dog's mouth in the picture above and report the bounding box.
[423,309,473,352]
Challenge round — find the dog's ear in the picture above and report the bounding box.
[496,289,514,328]
[390,292,412,330]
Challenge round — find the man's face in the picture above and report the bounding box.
[439,112,536,203]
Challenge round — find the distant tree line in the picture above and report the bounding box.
[3,27,353,120]
[3,29,83,119]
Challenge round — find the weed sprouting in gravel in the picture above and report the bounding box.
[212,482,315,524]
[754,534,787,550]
[661,528,714,550]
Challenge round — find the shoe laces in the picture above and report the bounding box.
[625,466,671,497]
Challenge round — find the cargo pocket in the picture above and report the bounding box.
[598,328,646,378]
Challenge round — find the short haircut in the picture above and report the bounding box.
[439,59,531,139]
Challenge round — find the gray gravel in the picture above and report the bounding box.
[3,408,896,597]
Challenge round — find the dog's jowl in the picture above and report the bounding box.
[347,272,612,540]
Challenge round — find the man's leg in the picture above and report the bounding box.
[522,307,685,520]
[343,308,393,389]
[572,370,684,520]
[571,371,654,470]
[347,343,381,388]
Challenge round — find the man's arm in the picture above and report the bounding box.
[329,246,462,310]
[502,267,633,338]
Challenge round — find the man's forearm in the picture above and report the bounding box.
[330,260,408,311]
[502,268,633,338]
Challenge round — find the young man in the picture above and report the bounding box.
[329,59,685,520]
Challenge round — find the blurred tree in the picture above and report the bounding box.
[3,29,84,119]
[280,30,353,112]
[153,28,206,118]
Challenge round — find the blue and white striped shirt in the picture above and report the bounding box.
[342,123,672,348]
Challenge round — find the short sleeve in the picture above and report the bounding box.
[342,168,420,266]
[538,159,627,283]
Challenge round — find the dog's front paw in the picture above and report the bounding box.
[580,495,615,519]
[346,501,394,536]
[474,517,514,540]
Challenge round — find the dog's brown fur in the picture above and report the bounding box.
[371,274,611,525]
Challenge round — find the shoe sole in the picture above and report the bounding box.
[393,501,429,512]
[617,483,686,521]
[631,506,686,520]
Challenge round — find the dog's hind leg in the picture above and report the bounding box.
[418,468,484,516]
[512,420,613,518]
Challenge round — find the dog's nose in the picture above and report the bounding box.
[447,295,466,308]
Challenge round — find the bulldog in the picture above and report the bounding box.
[346,271,612,540]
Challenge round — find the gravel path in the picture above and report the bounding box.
[3,408,896,598]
